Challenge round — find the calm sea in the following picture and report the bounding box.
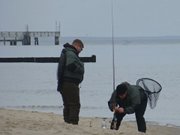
[0,39,180,126]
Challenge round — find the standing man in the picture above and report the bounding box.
[108,82,148,133]
[57,39,84,125]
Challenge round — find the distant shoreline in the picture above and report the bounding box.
[60,36,180,45]
[1,36,180,46]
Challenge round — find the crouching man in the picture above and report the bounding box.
[108,82,148,133]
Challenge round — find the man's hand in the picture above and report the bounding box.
[108,102,116,112]
[115,107,125,113]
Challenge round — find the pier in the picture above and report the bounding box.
[0,31,60,45]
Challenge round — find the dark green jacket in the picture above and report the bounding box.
[57,43,84,91]
[108,84,146,114]
[63,43,84,83]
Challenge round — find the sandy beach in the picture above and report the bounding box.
[0,108,179,135]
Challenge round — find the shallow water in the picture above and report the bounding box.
[0,43,180,126]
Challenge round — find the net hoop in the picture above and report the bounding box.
[136,78,162,109]
[136,78,162,93]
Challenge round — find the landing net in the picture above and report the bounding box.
[136,78,162,109]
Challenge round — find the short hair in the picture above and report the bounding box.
[116,83,128,95]
[72,39,84,48]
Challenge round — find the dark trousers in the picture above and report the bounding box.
[60,82,80,124]
[115,96,148,132]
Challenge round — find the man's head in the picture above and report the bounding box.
[116,82,128,99]
[72,39,84,53]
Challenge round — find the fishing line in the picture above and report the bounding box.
[111,0,115,91]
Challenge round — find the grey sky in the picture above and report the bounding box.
[1,0,180,37]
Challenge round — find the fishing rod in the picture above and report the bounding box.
[111,0,115,91]
[100,1,116,129]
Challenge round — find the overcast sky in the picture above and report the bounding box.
[1,0,180,37]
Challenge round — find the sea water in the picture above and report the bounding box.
[0,41,180,126]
